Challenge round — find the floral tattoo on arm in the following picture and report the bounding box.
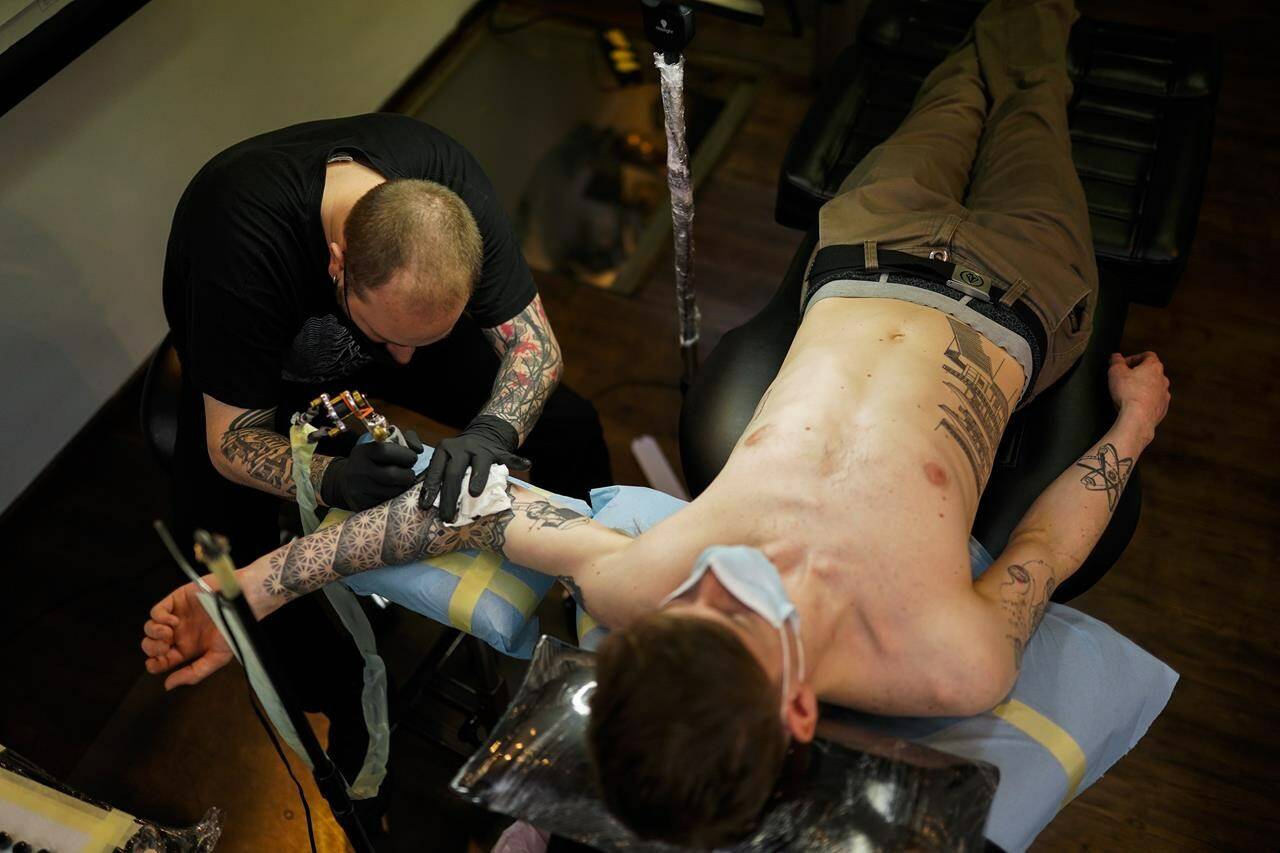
[480,296,564,443]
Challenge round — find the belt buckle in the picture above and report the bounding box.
[948,265,994,302]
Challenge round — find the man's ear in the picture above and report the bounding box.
[784,683,819,744]
[327,241,344,283]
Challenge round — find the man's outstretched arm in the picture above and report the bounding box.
[244,482,627,619]
[143,481,634,689]
[965,352,1171,702]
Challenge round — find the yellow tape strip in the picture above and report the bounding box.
[447,551,503,632]
[990,699,1087,808]
[0,767,136,852]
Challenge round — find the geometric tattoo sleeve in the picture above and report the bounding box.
[258,483,595,608]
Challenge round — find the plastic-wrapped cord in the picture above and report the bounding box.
[655,52,701,376]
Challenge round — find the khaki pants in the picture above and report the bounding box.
[811,0,1097,399]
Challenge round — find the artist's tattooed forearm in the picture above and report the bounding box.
[222,409,331,499]
[998,560,1056,670]
[260,488,517,602]
[309,455,333,498]
[480,296,564,443]
[1075,443,1133,511]
[219,428,294,494]
[935,318,1013,491]
[227,407,277,431]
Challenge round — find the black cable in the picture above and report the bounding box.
[213,606,320,853]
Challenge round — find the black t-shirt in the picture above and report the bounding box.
[162,113,537,410]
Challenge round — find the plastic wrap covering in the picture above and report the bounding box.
[124,808,223,853]
[655,52,700,354]
[0,745,222,852]
[453,637,999,852]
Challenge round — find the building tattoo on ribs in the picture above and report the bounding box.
[1075,443,1133,511]
[935,318,1014,489]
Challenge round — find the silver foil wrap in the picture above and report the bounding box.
[655,52,701,352]
[453,637,999,852]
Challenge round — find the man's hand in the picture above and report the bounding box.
[321,430,424,511]
[141,582,234,690]
[1108,352,1171,443]
[418,415,530,522]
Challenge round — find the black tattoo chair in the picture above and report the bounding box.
[139,334,509,757]
[681,3,1219,600]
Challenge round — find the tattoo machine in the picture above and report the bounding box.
[293,389,410,448]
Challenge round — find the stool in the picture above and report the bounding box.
[776,0,1222,306]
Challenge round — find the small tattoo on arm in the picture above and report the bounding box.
[1075,443,1133,511]
[999,560,1056,670]
[517,498,590,531]
[557,574,588,612]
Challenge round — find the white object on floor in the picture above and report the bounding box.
[630,435,690,500]
[432,464,513,527]
[492,820,550,853]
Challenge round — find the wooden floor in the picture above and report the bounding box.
[0,0,1275,851]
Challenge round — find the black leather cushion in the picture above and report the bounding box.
[140,333,182,474]
[776,0,1222,307]
[679,229,1138,601]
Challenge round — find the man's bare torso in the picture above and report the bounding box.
[610,297,1026,712]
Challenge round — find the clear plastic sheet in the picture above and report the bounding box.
[655,51,701,351]
[0,746,222,852]
[452,637,999,852]
[124,808,223,853]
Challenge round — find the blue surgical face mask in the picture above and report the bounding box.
[661,545,805,715]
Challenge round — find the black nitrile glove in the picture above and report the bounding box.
[320,430,425,511]
[418,415,530,522]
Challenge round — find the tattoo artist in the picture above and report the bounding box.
[161,114,612,827]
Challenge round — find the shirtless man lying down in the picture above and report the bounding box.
[142,0,1171,846]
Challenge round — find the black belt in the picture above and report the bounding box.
[808,244,1008,303]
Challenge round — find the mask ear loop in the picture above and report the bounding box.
[793,617,805,683]
[778,621,792,718]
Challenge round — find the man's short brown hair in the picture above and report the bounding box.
[343,178,482,311]
[587,612,787,849]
